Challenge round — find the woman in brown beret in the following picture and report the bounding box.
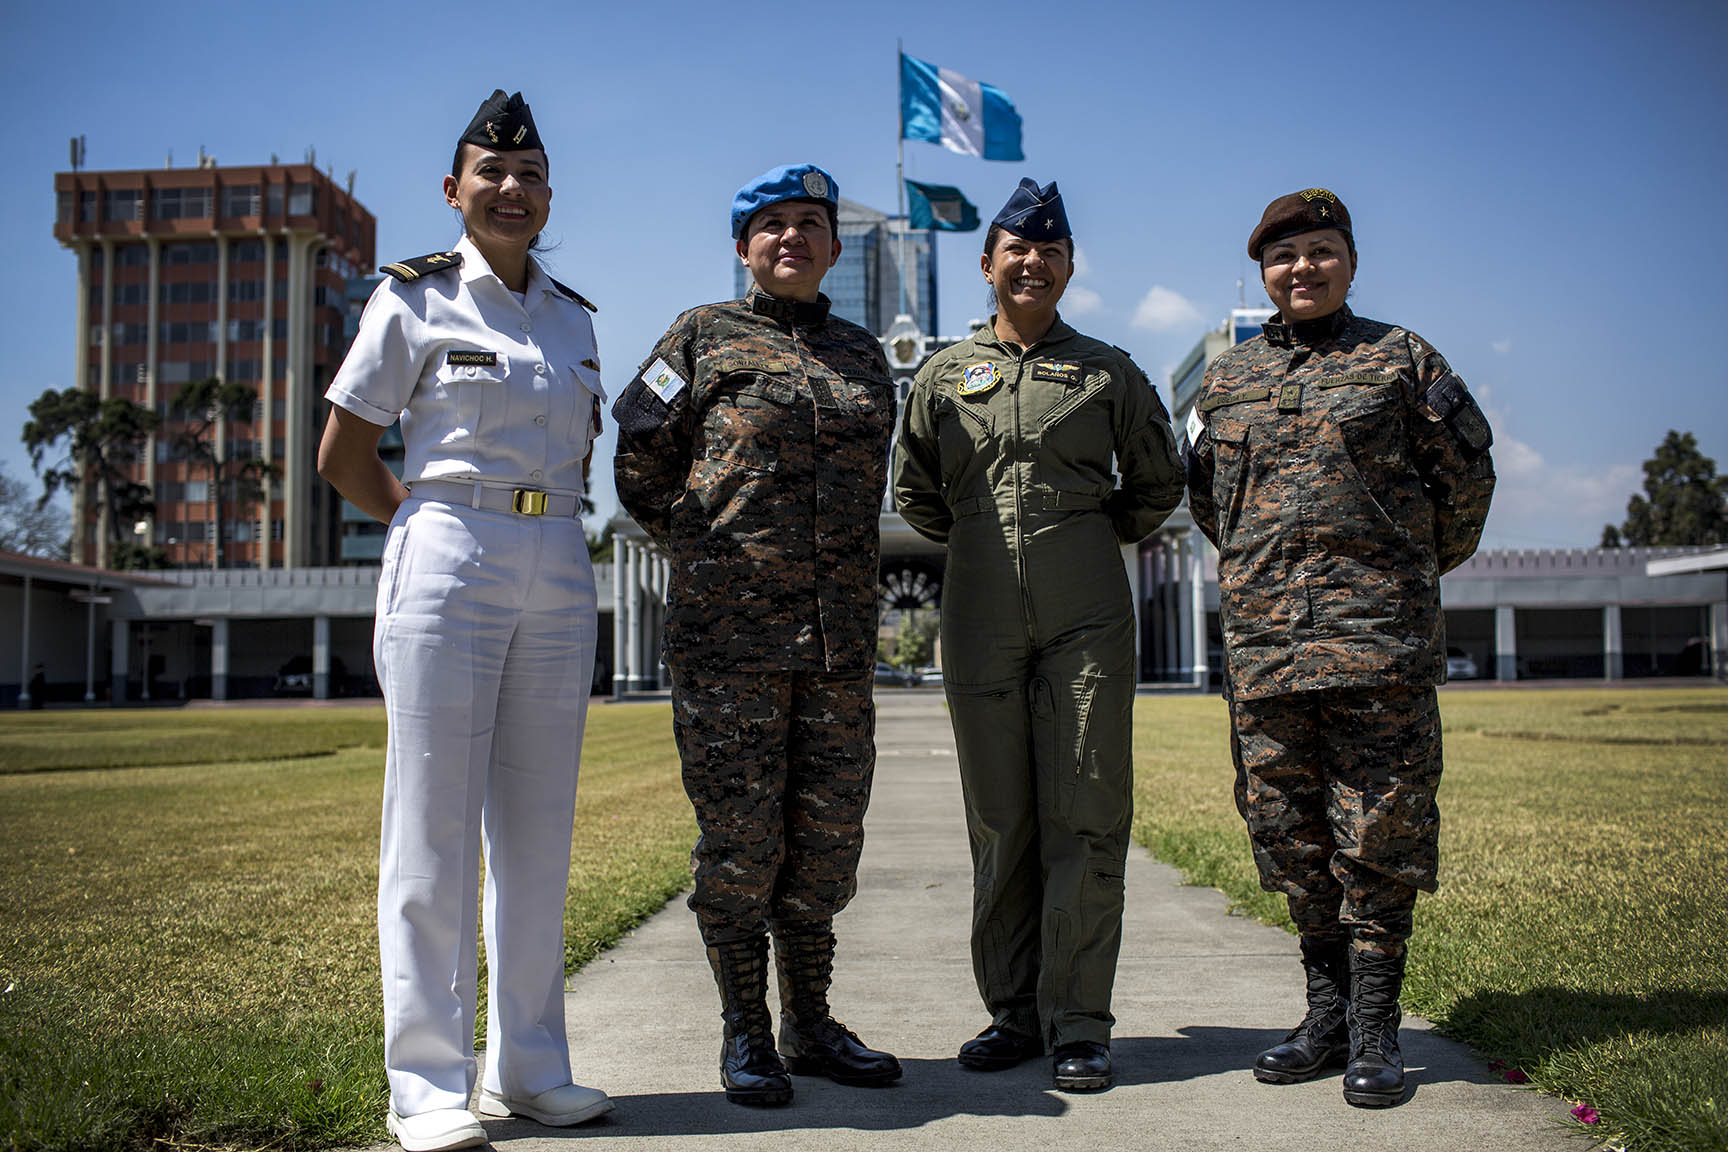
[1182,188,1496,1107]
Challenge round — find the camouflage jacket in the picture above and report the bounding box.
[612,292,895,672]
[893,317,1183,548]
[1184,307,1495,699]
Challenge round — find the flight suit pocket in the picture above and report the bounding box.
[935,399,993,490]
[1062,670,1133,835]
[433,359,506,444]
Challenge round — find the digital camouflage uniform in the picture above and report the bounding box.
[893,317,1183,1046]
[613,290,896,946]
[1184,305,1495,956]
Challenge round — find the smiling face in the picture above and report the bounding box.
[982,229,1072,321]
[1259,228,1355,321]
[443,144,551,266]
[736,199,841,302]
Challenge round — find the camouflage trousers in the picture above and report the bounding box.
[670,666,876,946]
[1229,685,1442,956]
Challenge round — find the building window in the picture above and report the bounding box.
[103,189,142,222]
[115,244,150,266]
[287,182,315,215]
[160,241,218,266]
[58,190,72,224]
[270,519,284,542]
[266,184,284,216]
[152,187,212,220]
[80,190,98,223]
[159,281,214,306]
[231,239,265,263]
[228,279,265,302]
[185,480,210,502]
[221,184,261,217]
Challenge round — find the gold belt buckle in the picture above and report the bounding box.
[512,489,548,516]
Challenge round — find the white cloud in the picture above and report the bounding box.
[1071,246,1094,280]
[1491,338,1513,356]
[1064,285,1103,315]
[1479,430,1638,549]
[1131,285,1204,332]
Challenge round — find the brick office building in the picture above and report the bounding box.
[53,160,375,569]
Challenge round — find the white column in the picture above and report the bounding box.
[83,589,97,702]
[1602,603,1623,681]
[211,618,230,701]
[110,619,130,705]
[15,575,32,708]
[1711,601,1728,681]
[611,544,627,700]
[623,540,642,692]
[313,614,331,700]
[1495,604,1518,682]
[1189,528,1208,689]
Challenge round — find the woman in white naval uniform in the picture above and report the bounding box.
[317,90,610,1152]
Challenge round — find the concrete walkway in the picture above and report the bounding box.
[454,691,1579,1151]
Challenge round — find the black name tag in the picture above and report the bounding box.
[447,350,498,367]
[1031,360,1083,385]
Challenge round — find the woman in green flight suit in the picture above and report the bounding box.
[893,179,1183,1092]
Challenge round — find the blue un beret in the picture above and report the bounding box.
[730,164,840,239]
[992,178,1070,241]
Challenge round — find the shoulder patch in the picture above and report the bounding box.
[380,251,462,283]
[548,276,598,313]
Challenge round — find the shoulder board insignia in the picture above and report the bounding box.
[380,251,462,283]
[548,276,598,313]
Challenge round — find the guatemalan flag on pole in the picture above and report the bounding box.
[900,52,1024,162]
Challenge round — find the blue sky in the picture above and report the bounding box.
[4,0,1725,550]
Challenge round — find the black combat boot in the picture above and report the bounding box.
[1341,948,1407,1107]
[705,936,793,1106]
[1254,935,1351,1083]
[771,919,902,1086]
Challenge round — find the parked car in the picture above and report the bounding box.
[912,665,943,687]
[874,661,911,687]
[1445,647,1479,680]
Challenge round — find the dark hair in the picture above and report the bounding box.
[448,142,554,253]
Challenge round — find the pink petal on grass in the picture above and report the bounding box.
[1503,1068,1529,1084]
[1571,1104,1600,1125]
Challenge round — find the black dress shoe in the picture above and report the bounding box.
[1052,1041,1113,1092]
[957,1025,1043,1071]
[781,1016,903,1086]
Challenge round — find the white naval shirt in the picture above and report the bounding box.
[325,235,604,495]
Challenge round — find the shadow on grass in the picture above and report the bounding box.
[1441,986,1728,1057]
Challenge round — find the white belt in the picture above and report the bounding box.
[409,478,582,517]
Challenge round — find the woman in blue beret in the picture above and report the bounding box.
[894,179,1184,1093]
[318,90,610,1151]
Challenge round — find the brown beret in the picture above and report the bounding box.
[1248,188,1352,260]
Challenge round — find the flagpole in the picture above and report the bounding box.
[896,38,909,325]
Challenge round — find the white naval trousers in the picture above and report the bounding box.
[373,495,597,1117]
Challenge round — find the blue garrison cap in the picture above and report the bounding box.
[731,164,839,238]
[992,178,1070,241]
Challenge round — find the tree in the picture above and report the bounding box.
[1601,431,1728,547]
[22,387,161,568]
[0,462,69,558]
[895,611,940,670]
[171,376,279,568]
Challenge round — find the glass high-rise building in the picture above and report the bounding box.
[733,198,938,338]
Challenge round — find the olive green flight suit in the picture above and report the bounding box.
[893,317,1182,1046]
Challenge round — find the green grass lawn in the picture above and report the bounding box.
[0,703,691,1152]
[2,688,1723,1151]
[1133,687,1728,1152]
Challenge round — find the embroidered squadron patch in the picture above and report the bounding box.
[1031,360,1083,385]
[959,362,1001,397]
[447,350,498,367]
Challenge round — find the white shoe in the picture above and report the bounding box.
[477,1082,614,1126]
[386,1108,486,1152]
